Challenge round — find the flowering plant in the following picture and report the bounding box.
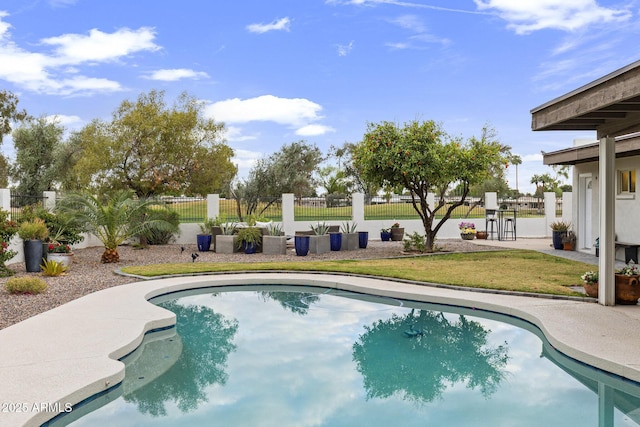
[581,271,598,284]
[617,261,640,276]
[391,222,400,229]
[380,227,391,233]
[48,243,72,254]
[458,222,476,234]
[0,210,17,276]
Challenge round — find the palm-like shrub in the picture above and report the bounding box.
[57,191,175,263]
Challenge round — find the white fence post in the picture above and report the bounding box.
[562,192,572,224]
[0,189,10,215]
[485,192,498,209]
[544,192,557,237]
[207,194,220,220]
[352,193,365,225]
[282,193,295,236]
[43,191,56,211]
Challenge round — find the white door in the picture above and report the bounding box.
[580,177,593,249]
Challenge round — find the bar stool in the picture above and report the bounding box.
[486,209,498,240]
[503,217,515,240]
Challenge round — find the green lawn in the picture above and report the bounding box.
[121,250,592,297]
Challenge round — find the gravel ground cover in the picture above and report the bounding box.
[0,239,496,330]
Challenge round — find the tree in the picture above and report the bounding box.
[352,309,509,403]
[68,90,236,197]
[353,120,502,252]
[11,116,64,196]
[331,142,379,202]
[0,90,29,187]
[233,140,323,219]
[463,133,519,216]
[56,190,176,263]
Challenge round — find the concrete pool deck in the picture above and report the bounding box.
[1,238,639,426]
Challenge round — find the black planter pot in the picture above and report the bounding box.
[197,234,212,252]
[24,239,43,273]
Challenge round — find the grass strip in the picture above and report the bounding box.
[121,250,592,297]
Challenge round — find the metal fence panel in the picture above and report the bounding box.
[10,193,48,221]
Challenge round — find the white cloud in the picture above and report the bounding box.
[223,126,258,142]
[232,148,263,179]
[337,41,354,56]
[0,12,159,95]
[296,124,335,136]
[390,14,426,32]
[386,14,450,49]
[327,0,484,15]
[522,153,543,162]
[146,68,209,81]
[205,95,324,127]
[41,27,159,64]
[472,0,631,34]
[246,17,291,34]
[46,114,82,127]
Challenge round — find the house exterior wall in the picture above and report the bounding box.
[573,156,640,256]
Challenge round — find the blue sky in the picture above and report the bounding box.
[1,0,639,194]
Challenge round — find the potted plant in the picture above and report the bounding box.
[562,230,576,251]
[262,223,286,255]
[459,222,476,240]
[47,243,74,269]
[309,222,330,254]
[341,221,358,251]
[390,222,404,241]
[581,271,598,298]
[197,217,217,252]
[236,227,262,254]
[550,221,571,250]
[380,227,391,242]
[615,262,640,304]
[216,222,238,254]
[18,218,49,273]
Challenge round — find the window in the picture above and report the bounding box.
[618,169,636,195]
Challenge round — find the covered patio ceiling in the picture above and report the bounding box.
[531,59,640,138]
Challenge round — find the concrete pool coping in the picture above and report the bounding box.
[2,272,640,426]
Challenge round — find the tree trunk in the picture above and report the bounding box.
[101,248,120,263]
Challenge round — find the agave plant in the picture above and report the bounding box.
[57,191,175,263]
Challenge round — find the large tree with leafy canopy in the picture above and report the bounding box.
[353,120,503,251]
[11,116,64,196]
[0,90,29,187]
[68,89,236,197]
[231,140,323,220]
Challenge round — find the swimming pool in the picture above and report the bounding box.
[54,286,640,426]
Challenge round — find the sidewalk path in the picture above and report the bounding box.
[472,237,627,268]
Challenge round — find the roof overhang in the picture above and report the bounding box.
[531,60,640,138]
[543,132,640,165]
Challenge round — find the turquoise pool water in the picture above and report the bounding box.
[60,286,640,426]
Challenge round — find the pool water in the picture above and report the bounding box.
[62,286,640,427]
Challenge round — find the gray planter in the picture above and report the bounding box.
[309,234,330,254]
[216,235,239,254]
[262,235,287,255]
[341,233,359,251]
